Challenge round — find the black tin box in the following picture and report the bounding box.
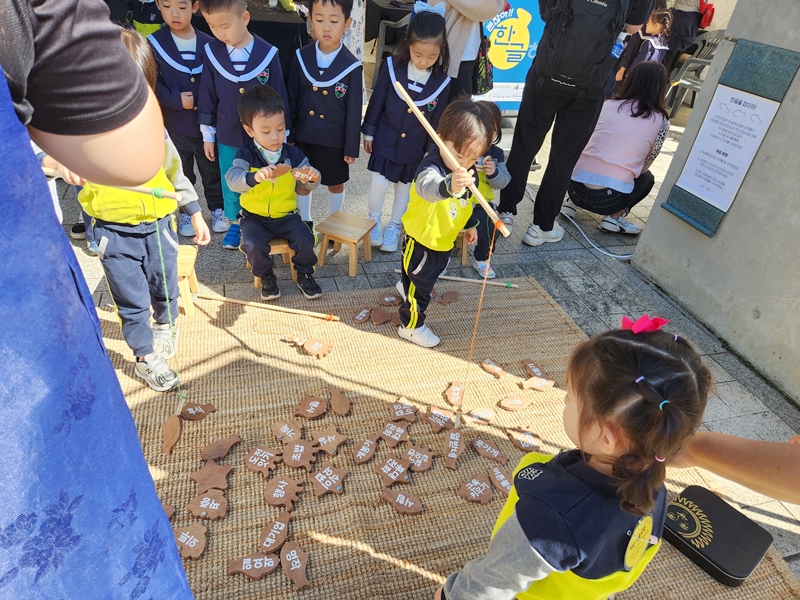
[663,485,773,587]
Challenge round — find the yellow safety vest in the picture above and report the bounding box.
[78,167,176,225]
[402,180,475,252]
[239,167,298,219]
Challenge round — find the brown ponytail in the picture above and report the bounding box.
[570,330,713,515]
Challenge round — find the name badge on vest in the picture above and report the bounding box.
[335,82,348,98]
[427,97,438,112]
[257,69,270,84]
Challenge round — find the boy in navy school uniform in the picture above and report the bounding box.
[197,0,291,250]
[287,0,362,230]
[150,0,229,238]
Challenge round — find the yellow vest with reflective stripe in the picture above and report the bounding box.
[78,167,176,225]
[493,452,662,600]
[402,181,475,252]
[477,169,495,203]
[239,167,298,218]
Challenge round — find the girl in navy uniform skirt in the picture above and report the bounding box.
[362,6,451,253]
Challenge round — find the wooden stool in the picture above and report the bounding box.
[315,211,376,277]
[176,245,199,316]
[454,230,469,265]
[252,237,297,288]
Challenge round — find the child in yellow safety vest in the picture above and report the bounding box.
[225,86,323,301]
[438,318,712,600]
[396,98,495,348]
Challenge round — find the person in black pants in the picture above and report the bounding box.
[661,5,703,75]
[496,0,653,247]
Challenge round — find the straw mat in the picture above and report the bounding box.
[98,277,800,599]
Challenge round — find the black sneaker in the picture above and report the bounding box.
[297,273,322,299]
[70,222,86,240]
[260,273,280,301]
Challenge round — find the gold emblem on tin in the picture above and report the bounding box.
[667,495,714,549]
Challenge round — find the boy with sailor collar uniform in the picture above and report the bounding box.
[198,0,291,250]
[288,0,362,229]
[150,0,228,237]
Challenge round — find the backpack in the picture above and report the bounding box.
[535,0,632,93]
[699,0,715,29]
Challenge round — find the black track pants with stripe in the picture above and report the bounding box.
[399,236,450,329]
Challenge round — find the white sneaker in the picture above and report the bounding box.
[471,257,496,279]
[152,323,178,360]
[134,353,180,392]
[441,257,450,276]
[499,212,514,235]
[395,280,406,301]
[398,324,440,348]
[178,213,195,237]
[369,214,383,246]
[522,222,564,247]
[380,222,401,252]
[211,208,230,233]
[599,214,641,235]
[560,198,578,218]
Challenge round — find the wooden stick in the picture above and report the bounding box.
[197,293,340,321]
[392,81,510,238]
[42,167,182,201]
[393,269,518,288]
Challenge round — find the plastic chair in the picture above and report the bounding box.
[373,13,410,89]
[666,30,726,118]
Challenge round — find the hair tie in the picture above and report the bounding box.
[674,334,679,342]
[413,1,446,17]
[659,400,669,411]
[621,314,670,334]
[635,376,646,384]
[654,455,666,462]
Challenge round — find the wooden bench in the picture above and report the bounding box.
[315,211,377,277]
[177,245,199,316]
[252,237,297,288]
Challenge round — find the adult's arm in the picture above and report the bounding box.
[625,0,655,32]
[1,0,165,186]
[672,431,800,504]
[28,90,165,187]
[440,0,506,25]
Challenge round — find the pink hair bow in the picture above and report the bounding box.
[621,314,670,334]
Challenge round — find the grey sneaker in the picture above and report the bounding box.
[471,257,496,279]
[395,280,406,301]
[152,323,178,359]
[499,212,514,235]
[211,208,230,233]
[599,214,641,235]
[398,324,440,348]
[380,222,402,252]
[135,353,179,392]
[369,214,383,247]
[522,222,565,247]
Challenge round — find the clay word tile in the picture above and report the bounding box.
[271,419,303,444]
[378,420,410,447]
[175,523,207,559]
[458,475,493,504]
[180,403,216,421]
[283,440,319,471]
[245,446,283,477]
[228,552,280,580]
[353,434,379,464]
[404,443,436,472]
[281,542,310,591]
[295,394,328,419]
[264,477,304,511]
[444,381,464,407]
[420,407,454,433]
[506,427,542,452]
[260,512,292,553]
[444,430,465,470]
[381,488,424,515]
[312,425,348,455]
[330,389,351,416]
[387,400,418,423]
[481,358,506,378]
[489,466,513,496]
[312,463,348,497]
[375,454,411,486]
[472,439,508,464]
[201,434,241,461]
[187,489,228,519]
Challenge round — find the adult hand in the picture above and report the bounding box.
[181,91,194,110]
[204,142,215,162]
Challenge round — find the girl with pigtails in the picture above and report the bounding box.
[438,315,713,600]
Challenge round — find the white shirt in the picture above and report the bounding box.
[461,22,482,62]
[315,41,343,71]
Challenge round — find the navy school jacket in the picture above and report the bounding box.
[149,27,212,139]
[198,35,290,149]
[288,43,363,158]
[361,57,450,166]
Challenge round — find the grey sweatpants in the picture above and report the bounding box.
[93,215,179,357]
